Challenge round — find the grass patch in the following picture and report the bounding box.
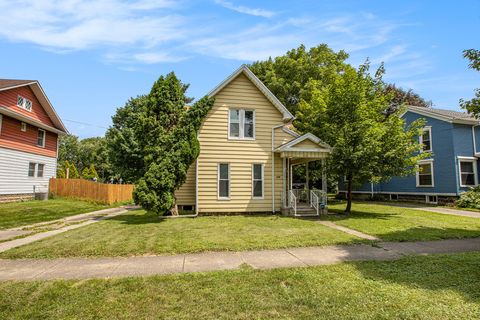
[0,211,360,258]
[0,198,112,230]
[328,202,480,241]
[0,253,479,319]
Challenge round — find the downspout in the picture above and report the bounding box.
[272,123,284,213]
[472,125,478,155]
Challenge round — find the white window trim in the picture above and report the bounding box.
[251,163,264,199]
[37,163,45,178]
[419,126,432,152]
[17,95,32,112]
[217,163,230,200]
[416,159,434,187]
[28,162,36,178]
[425,195,438,204]
[37,129,46,148]
[227,108,256,140]
[457,156,478,187]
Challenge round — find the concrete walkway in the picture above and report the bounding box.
[0,207,128,253]
[1,238,479,281]
[317,221,379,240]
[383,202,480,218]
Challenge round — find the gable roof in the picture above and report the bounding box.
[404,105,479,125]
[0,79,68,133]
[275,133,331,152]
[208,65,294,121]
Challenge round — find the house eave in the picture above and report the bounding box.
[0,105,67,135]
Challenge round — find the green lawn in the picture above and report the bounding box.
[1,253,479,319]
[0,211,360,258]
[0,198,112,230]
[328,202,480,241]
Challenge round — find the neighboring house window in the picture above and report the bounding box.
[17,95,32,112]
[37,129,46,147]
[21,122,27,132]
[458,158,477,187]
[37,164,44,178]
[228,109,255,139]
[218,163,230,199]
[28,162,36,177]
[416,160,434,187]
[252,163,264,199]
[419,127,432,152]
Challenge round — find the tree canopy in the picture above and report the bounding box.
[460,49,480,117]
[107,72,214,214]
[295,62,426,212]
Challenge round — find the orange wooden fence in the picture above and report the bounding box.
[49,178,134,204]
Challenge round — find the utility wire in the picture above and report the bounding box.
[63,119,109,129]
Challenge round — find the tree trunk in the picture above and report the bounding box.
[345,176,353,214]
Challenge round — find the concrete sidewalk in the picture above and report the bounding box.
[1,238,479,281]
[381,202,480,218]
[0,207,129,253]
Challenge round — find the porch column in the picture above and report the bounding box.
[321,158,327,192]
[282,157,286,207]
[306,162,309,191]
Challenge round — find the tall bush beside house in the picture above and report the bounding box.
[108,73,214,215]
[456,187,480,209]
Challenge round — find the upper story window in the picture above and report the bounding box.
[459,158,477,187]
[416,160,434,187]
[420,127,432,152]
[228,109,255,139]
[37,129,46,147]
[17,95,32,112]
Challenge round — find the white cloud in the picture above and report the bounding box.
[0,0,184,52]
[214,0,276,18]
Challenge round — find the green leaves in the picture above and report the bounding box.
[461,49,480,117]
[108,73,214,214]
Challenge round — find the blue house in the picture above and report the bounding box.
[339,106,480,204]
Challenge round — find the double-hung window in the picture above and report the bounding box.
[218,163,230,199]
[228,109,255,139]
[37,129,46,147]
[37,164,44,178]
[28,162,36,177]
[420,127,432,152]
[459,159,477,187]
[252,164,264,199]
[416,160,434,187]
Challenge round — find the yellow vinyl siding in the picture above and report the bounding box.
[198,73,288,213]
[274,127,296,149]
[175,161,196,205]
[294,139,321,149]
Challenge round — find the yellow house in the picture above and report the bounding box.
[176,65,331,216]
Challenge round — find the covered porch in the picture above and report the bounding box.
[275,133,331,216]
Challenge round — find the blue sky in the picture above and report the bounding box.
[0,0,478,138]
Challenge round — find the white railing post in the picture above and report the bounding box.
[288,190,297,215]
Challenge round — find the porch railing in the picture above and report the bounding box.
[288,190,297,215]
[284,189,327,216]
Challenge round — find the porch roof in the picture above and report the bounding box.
[275,133,331,159]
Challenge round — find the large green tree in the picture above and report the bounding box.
[460,49,480,116]
[108,73,214,214]
[105,96,147,183]
[249,44,350,115]
[296,62,426,213]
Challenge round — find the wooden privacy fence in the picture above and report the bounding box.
[49,178,134,204]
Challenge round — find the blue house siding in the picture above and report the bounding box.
[341,110,479,199]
